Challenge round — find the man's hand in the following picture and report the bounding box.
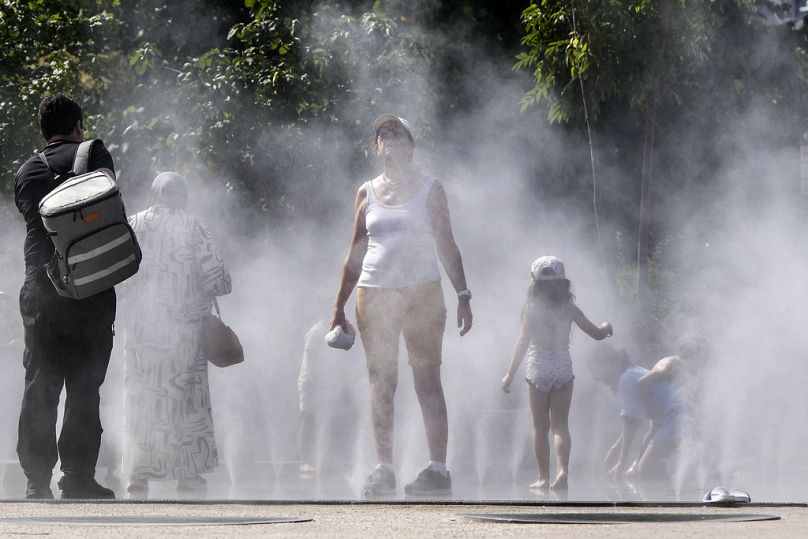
[457,297,472,336]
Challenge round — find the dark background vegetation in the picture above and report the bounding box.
[2,0,807,339]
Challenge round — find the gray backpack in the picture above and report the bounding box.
[37,140,142,299]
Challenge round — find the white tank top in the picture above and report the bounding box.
[357,176,441,288]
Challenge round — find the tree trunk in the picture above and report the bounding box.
[571,1,611,295]
[637,92,657,313]
[589,125,605,258]
[637,0,672,331]
[579,83,604,269]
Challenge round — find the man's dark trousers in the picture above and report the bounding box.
[17,271,115,483]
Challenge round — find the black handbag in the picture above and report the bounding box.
[202,297,244,368]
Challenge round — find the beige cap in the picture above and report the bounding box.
[373,114,413,140]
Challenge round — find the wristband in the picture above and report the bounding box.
[457,288,472,300]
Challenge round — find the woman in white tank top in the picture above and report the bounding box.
[330,114,473,498]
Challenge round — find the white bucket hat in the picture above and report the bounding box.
[530,256,565,281]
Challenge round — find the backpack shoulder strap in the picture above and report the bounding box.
[71,139,97,175]
[37,152,53,177]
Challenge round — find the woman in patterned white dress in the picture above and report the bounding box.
[500,256,611,491]
[121,172,231,498]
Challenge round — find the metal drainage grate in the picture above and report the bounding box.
[460,512,780,524]
[0,516,312,527]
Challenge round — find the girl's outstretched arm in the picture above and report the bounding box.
[501,316,531,393]
[572,304,613,340]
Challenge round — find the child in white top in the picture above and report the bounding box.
[501,256,612,490]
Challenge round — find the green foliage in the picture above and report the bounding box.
[1,0,529,230]
[0,0,123,192]
[515,0,808,127]
[133,0,439,228]
[1,0,808,333]
[515,0,808,328]
[0,0,441,230]
[2,0,808,264]
[515,0,660,123]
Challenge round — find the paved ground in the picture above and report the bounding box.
[1,501,806,537]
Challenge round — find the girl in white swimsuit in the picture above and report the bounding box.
[501,256,613,491]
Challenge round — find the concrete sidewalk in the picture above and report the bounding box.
[1,501,807,537]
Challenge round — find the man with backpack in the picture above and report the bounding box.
[13,93,117,499]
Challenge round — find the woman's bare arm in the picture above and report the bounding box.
[428,180,472,336]
[330,186,369,331]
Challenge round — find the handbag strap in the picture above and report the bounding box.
[213,296,222,320]
[197,218,224,322]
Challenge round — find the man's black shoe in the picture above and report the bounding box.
[25,480,54,500]
[403,467,452,496]
[58,475,115,500]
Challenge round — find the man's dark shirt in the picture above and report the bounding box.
[14,140,114,279]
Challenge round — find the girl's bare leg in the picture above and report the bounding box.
[528,383,551,490]
[549,380,574,490]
